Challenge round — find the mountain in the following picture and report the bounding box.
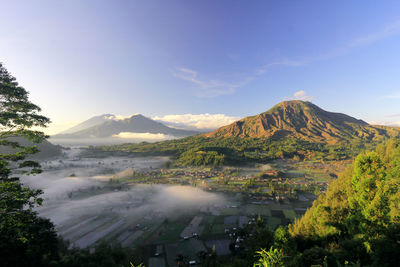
[60,114,115,134]
[53,114,200,139]
[205,100,400,144]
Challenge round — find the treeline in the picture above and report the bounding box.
[90,136,378,166]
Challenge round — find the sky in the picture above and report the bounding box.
[1,0,400,134]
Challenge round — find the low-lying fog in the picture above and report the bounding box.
[20,149,226,227]
[49,135,177,146]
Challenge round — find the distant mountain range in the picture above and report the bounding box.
[205,100,400,144]
[53,114,200,139]
[59,114,116,134]
[53,101,400,146]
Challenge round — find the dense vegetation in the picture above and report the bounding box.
[90,135,379,166]
[0,63,141,267]
[212,139,400,267]
[248,139,400,266]
[0,62,60,267]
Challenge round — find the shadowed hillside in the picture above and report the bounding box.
[0,137,62,160]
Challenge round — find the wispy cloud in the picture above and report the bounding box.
[112,132,174,140]
[256,59,308,75]
[382,92,400,99]
[257,19,400,73]
[386,113,400,118]
[173,19,400,98]
[347,20,400,48]
[284,90,314,101]
[153,113,240,130]
[172,67,242,98]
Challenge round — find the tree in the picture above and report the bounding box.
[0,62,59,267]
[288,139,400,266]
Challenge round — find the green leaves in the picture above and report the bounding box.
[0,62,58,266]
[254,246,285,267]
[288,138,400,265]
[176,148,226,166]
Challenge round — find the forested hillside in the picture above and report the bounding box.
[267,139,400,266]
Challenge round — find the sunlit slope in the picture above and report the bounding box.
[205,100,400,144]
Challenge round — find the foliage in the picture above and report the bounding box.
[91,135,378,166]
[0,62,60,267]
[0,63,149,267]
[287,138,400,266]
[57,241,141,267]
[253,246,285,267]
[176,148,225,166]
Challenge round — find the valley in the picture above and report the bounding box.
[3,4,400,265]
[21,146,350,266]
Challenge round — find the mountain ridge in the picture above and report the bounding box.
[53,114,200,139]
[59,114,115,134]
[204,100,400,144]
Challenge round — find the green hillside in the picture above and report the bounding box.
[205,100,400,144]
[92,101,400,166]
[262,138,400,266]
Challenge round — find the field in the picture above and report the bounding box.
[32,149,336,266]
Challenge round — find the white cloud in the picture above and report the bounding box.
[285,90,314,101]
[112,132,174,140]
[105,114,140,120]
[383,93,400,99]
[153,113,240,130]
[368,120,400,127]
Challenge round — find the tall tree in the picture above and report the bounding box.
[0,62,59,267]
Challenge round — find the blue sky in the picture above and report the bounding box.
[1,0,400,134]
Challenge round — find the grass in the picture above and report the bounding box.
[220,207,241,215]
[214,216,225,224]
[210,224,226,235]
[245,205,271,216]
[282,209,297,220]
[202,216,215,225]
[155,223,186,243]
[132,221,164,246]
[267,217,282,229]
[177,242,199,261]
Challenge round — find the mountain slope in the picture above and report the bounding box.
[0,137,62,160]
[59,114,115,134]
[205,100,400,144]
[54,114,199,138]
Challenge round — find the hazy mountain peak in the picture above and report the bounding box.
[53,113,200,139]
[59,114,116,134]
[129,114,145,119]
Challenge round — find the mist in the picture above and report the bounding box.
[20,149,226,247]
[49,135,178,146]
